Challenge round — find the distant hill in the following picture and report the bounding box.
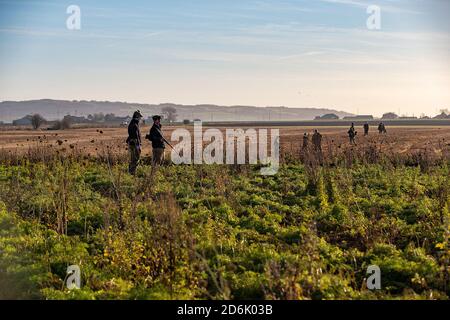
[0,99,353,123]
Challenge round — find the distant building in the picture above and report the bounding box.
[381,112,399,120]
[12,115,33,126]
[433,112,450,119]
[343,115,374,120]
[398,116,418,120]
[314,113,339,120]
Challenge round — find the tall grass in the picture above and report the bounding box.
[0,137,448,300]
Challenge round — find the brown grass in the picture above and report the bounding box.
[0,125,448,167]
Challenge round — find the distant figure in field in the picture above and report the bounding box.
[312,130,322,152]
[348,123,357,145]
[378,122,387,134]
[147,115,166,167]
[126,110,143,175]
[363,122,369,136]
[302,133,309,150]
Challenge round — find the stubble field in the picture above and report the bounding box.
[1,125,449,159]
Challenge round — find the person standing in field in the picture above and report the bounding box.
[348,123,357,145]
[126,110,143,175]
[312,129,322,152]
[147,115,166,167]
[378,122,387,134]
[311,129,323,164]
[364,122,369,136]
[302,133,309,150]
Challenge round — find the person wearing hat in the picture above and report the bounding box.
[348,123,357,145]
[126,110,143,175]
[147,115,165,167]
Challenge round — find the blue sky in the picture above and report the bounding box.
[0,0,449,116]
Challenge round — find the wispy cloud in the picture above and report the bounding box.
[319,0,423,14]
[277,51,326,60]
[320,0,369,8]
[250,0,316,13]
[0,27,164,41]
[0,27,59,37]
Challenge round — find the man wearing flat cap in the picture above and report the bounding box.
[126,110,143,175]
[147,115,165,167]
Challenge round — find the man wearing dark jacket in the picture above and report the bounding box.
[364,122,369,136]
[348,123,357,145]
[147,115,165,166]
[378,122,387,134]
[302,133,309,150]
[312,129,322,152]
[126,110,143,175]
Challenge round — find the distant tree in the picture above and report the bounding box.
[381,112,398,120]
[91,113,105,122]
[162,106,177,123]
[104,113,116,122]
[61,116,72,129]
[183,119,190,125]
[31,114,46,129]
[52,117,72,130]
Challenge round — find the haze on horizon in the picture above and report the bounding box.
[0,0,449,118]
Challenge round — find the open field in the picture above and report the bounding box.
[1,125,449,159]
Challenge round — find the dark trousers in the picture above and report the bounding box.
[128,144,141,175]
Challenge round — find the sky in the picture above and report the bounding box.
[0,0,449,117]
